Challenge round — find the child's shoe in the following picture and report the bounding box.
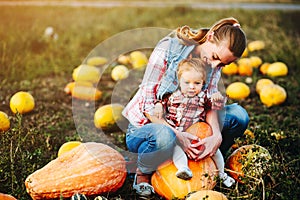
[220,172,235,187]
[176,167,193,180]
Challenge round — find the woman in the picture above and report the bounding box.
[122,17,249,196]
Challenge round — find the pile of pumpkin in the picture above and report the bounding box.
[63,50,148,130]
[224,40,288,107]
[22,122,271,200]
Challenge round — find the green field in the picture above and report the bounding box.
[0,4,299,200]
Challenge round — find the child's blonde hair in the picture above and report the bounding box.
[177,58,207,82]
[176,17,246,58]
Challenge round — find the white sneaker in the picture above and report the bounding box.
[176,167,193,180]
[220,173,235,187]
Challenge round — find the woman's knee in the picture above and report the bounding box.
[227,104,249,129]
[150,124,176,149]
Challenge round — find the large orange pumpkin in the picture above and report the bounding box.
[25,142,127,199]
[151,122,217,200]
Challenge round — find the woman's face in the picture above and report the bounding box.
[194,39,238,69]
[179,68,204,98]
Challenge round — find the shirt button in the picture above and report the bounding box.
[173,81,177,85]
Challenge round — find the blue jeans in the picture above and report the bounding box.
[126,123,176,174]
[126,103,249,173]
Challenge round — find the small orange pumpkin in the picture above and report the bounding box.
[226,144,272,183]
[151,122,217,200]
[0,193,17,200]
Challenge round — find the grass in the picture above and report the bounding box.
[0,4,299,200]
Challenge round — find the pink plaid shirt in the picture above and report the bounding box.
[163,90,211,132]
[122,36,223,127]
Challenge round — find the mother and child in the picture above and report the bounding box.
[122,17,249,197]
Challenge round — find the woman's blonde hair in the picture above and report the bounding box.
[176,17,246,57]
[177,58,207,82]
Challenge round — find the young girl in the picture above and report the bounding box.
[147,58,235,187]
[123,17,248,196]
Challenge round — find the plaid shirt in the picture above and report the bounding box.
[122,35,223,127]
[163,90,211,132]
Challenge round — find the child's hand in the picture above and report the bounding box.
[154,102,163,119]
[211,91,223,101]
[211,92,226,110]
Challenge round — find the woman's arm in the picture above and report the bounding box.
[191,110,222,161]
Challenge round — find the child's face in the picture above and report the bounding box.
[179,68,204,98]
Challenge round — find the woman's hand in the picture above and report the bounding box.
[153,102,163,119]
[176,131,199,158]
[191,134,222,161]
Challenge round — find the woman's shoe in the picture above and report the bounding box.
[176,167,193,180]
[133,169,154,197]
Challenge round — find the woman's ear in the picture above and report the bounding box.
[207,31,215,42]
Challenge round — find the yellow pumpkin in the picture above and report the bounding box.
[226,144,271,183]
[72,85,102,101]
[186,190,228,200]
[10,91,35,114]
[0,111,10,132]
[25,142,127,199]
[249,56,263,68]
[117,54,130,65]
[64,81,94,95]
[259,84,287,107]
[247,40,265,52]
[241,48,248,58]
[255,78,274,94]
[57,141,82,157]
[86,56,108,66]
[226,82,250,100]
[222,62,238,76]
[94,104,125,130]
[259,62,271,75]
[72,64,101,83]
[266,62,288,77]
[111,65,129,81]
[151,122,217,200]
[129,51,148,70]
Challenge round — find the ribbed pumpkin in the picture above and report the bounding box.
[151,122,217,200]
[0,193,17,200]
[226,144,271,183]
[259,84,287,107]
[186,190,228,200]
[25,142,127,199]
[266,62,288,77]
[255,78,274,94]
